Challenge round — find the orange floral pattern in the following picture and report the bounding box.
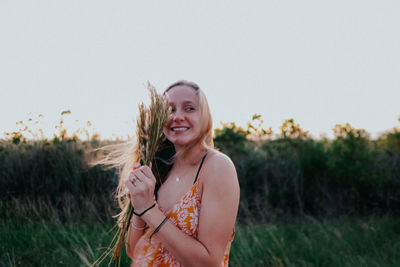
[131,180,233,266]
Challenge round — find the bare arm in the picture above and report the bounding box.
[137,153,240,266]
[124,162,148,259]
[125,215,146,259]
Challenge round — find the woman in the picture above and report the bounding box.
[122,80,240,266]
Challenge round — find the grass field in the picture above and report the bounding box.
[1,216,399,267]
[230,216,400,266]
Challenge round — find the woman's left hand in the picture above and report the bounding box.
[124,163,157,213]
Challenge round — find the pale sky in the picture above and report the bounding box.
[1,0,399,140]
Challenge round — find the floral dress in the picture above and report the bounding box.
[131,154,234,266]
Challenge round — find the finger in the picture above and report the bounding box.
[127,173,137,185]
[135,170,155,191]
[133,162,141,170]
[131,165,146,177]
[128,171,135,180]
[134,170,149,184]
[140,166,157,183]
[131,177,147,192]
[124,177,136,192]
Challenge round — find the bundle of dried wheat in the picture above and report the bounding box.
[94,82,170,267]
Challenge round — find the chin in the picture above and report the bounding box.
[168,135,197,147]
[170,139,191,147]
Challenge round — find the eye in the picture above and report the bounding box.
[185,106,195,111]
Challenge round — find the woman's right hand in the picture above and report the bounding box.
[124,162,147,227]
[124,162,157,214]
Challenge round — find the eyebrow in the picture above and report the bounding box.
[169,100,196,105]
[182,100,195,105]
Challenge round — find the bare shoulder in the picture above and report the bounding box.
[201,149,238,188]
[205,149,235,170]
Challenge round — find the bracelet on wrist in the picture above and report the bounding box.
[132,203,156,217]
[149,216,169,242]
[130,220,147,230]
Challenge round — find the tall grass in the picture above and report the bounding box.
[1,216,399,266]
[0,219,122,266]
[230,216,400,266]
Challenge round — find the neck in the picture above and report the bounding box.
[174,143,207,167]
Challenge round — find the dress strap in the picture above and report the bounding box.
[193,152,207,185]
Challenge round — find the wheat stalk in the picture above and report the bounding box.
[93,82,170,267]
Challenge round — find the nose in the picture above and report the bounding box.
[172,109,184,121]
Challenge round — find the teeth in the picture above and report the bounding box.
[172,127,188,131]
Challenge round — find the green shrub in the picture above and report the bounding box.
[1,116,400,221]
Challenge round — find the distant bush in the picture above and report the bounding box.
[0,138,117,221]
[1,115,400,221]
[214,118,400,221]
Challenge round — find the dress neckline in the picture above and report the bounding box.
[159,152,207,215]
[160,182,199,216]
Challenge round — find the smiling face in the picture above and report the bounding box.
[163,85,201,149]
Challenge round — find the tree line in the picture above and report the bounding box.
[1,116,399,222]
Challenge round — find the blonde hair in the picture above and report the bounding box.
[92,140,138,226]
[95,80,214,225]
